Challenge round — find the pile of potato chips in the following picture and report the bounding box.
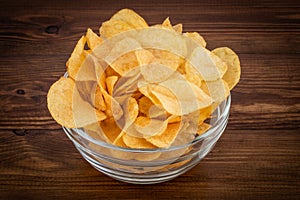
[47,9,240,150]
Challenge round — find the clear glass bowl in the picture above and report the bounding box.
[63,95,231,184]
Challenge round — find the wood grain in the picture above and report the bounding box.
[1,0,300,199]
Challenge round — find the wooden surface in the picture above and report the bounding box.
[1,0,300,199]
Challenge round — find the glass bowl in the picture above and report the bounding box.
[63,95,230,184]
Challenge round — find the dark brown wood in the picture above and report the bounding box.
[1,0,299,199]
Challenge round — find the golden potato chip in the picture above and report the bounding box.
[66,36,87,79]
[172,24,183,33]
[197,122,211,135]
[110,9,148,29]
[48,77,107,128]
[100,118,122,143]
[105,38,141,76]
[134,116,168,138]
[184,32,207,47]
[112,131,127,147]
[184,61,203,88]
[138,96,154,116]
[135,49,154,65]
[72,83,107,126]
[86,28,103,50]
[123,133,157,149]
[187,46,227,81]
[148,104,167,119]
[146,122,181,148]
[100,9,148,38]
[100,20,134,38]
[99,84,123,120]
[201,79,230,104]
[106,76,118,95]
[47,77,76,128]
[136,27,187,57]
[212,47,241,90]
[162,17,172,29]
[105,66,120,77]
[139,78,212,115]
[92,84,106,111]
[124,97,139,127]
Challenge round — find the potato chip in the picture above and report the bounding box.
[197,122,211,135]
[139,78,212,115]
[86,28,103,50]
[106,76,118,95]
[66,36,87,79]
[48,77,107,128]
[123,97,139,127]
[172,24,183,33]
[100,118,122,143]
[105,66,120,77]
[135,49,154,65]
[187,46,227,81]
[162,17,172,29]
[136,27,187,58]
[212,47,241,90]
[134,116,168,138]
[100,20,134,38]
[184,61,203,88]
[110,9,148,29]
[47,77,76,128]
[183,32,207,47]
[123,133,157,149]
[99,84,123,120]
[201,79,230,104]
[146,122,181,148]
[138,96,154,116]
[92,84,106,111]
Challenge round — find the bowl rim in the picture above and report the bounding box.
[63,92,231,153]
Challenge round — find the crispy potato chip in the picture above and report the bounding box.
[86,28,103,50]
[212,47,241,90]
[146,122,181,148]
[112,131,127,147]
[134,116,168,138]
[184,32,207,47]
[197,122,211,135]
[201,79,230,104]
[162,17,172,29]
[100,20,134,38]
[136,27,187,57]
[124,97,139,127]
[123,133,157,149]
[187,46,227,81]
[100,9,148,38]
[48,77,107,128]
[99,84,123,120]
[106,76,118,95]
[172,24,183,33]
[184,61,203,88]
[47,77,76,128]
[135,49,154,65]
[92,84,106,111]
[139,78,212,115]
[66,36,87,79]
[110,9,148,28]
[105,66,120,77]
[140,63,176,83]
[100,118,122,143]
[138,96,154,116]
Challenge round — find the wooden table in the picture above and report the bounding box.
[1,0,299,199]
